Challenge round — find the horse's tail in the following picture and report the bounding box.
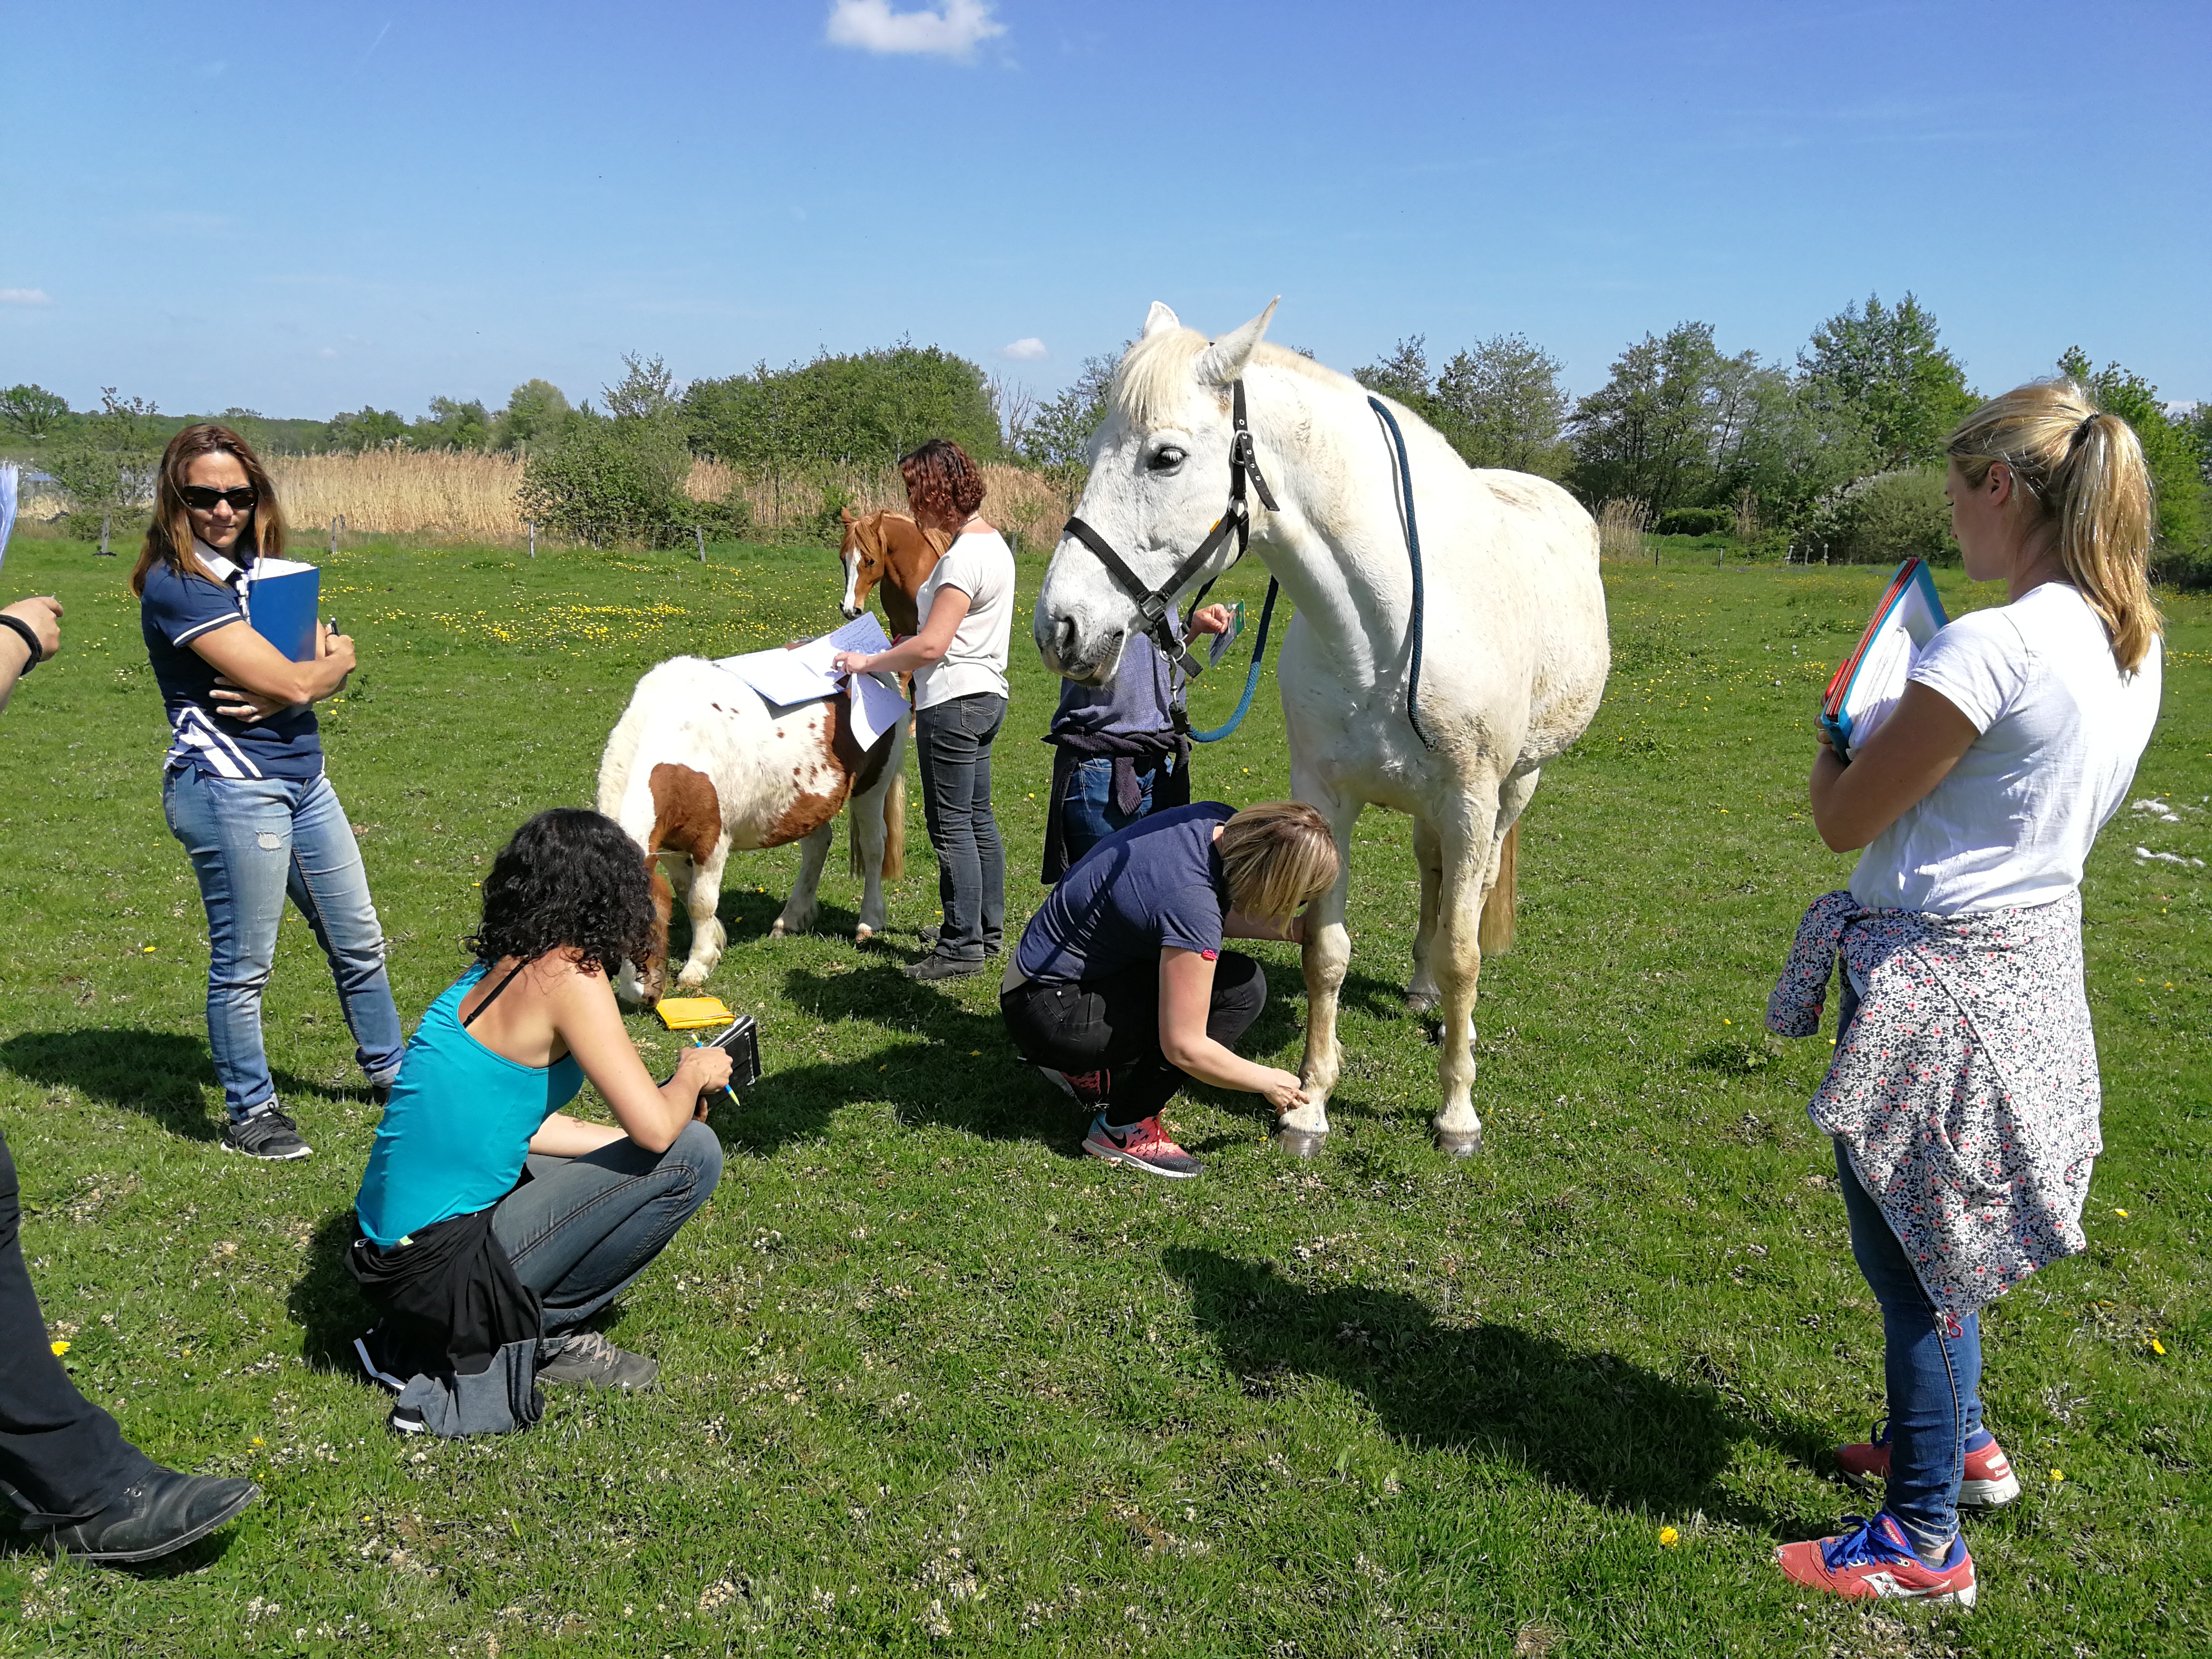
[846,764,906,881]
[1479,822,1517,955]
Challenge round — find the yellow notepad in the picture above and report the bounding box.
[655,996,735,1030]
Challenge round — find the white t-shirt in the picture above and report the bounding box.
[913,528,1016,711]
[1851,582,2162,915]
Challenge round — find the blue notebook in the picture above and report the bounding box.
[244,559,321,662]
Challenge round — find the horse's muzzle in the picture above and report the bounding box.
[840,604,863,621]
[1036,613,1115,686]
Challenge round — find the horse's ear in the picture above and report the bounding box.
[1193,298,1279,386]
[1142,301,1181,339]
[841,506,856,526]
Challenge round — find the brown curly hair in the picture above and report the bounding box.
[899,438,986,532]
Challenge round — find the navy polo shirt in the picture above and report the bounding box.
[139,550,323,781]
[1013,802,1235,983]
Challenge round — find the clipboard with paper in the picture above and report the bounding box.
[1818,557,1949,762]
[713,612,908,750]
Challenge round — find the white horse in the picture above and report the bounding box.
[1034,300,1609,1154]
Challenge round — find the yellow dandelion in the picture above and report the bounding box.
[50,1340,69,1357]
[970,1050,981,1057]
[251,1436,264,1446]
[1657,1526,1679,1547]
[2113,1208,2130,1218]
[2050,1468,2064,1483]
[1721,1018,1731,1025]
[2150,1337,2166,1355]
[142,945,156,954]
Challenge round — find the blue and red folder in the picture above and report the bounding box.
[1818,557,1949,763]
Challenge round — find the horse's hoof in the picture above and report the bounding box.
[853,924,875,943]
[768,920,788,939]
[1275,1127,1328,1160]
[1433,1128,1482,1159]
[1403,991,1439,1016]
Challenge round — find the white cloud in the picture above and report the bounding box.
[319,347,339,360]
[998,337,1047,361]
[826,0,1004,59]
[0,288,52,306]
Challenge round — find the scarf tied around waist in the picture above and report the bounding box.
[1767,887,2102,1318]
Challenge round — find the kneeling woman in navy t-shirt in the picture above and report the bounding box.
[1000,801,1338,1178]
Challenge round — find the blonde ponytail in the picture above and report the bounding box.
[1946,381,2161,672]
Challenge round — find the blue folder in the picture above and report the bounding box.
[245,559,320,662]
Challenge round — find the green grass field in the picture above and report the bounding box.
[0,531,2204,1657]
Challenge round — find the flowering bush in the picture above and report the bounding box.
[1793,467,1957,565]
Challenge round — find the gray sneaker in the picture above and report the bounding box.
[221,1105,312,1161]
[536,1330,659,1391]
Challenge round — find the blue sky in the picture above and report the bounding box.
[2,1,2205,421]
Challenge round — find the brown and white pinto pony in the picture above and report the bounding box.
[596,510,943,1000]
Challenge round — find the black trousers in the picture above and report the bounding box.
[914,692,1007,961]
[1000,950,1267,1127]
[0,1129,154,1525]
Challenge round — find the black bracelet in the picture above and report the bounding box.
[0,614,41,672]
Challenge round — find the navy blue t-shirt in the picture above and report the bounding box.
[1013,802,1234,983]
[140,552,323,781]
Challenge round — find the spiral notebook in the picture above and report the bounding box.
[1818,557,1949,762]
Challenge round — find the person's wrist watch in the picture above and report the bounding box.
[0,614,43,673]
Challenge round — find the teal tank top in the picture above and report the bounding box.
[354,962,586,1248]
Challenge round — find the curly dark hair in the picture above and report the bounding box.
[898,438,986,531]
[464,809,657,978]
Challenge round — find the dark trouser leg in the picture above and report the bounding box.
[0,1131,156,1525]
[488,1123,723,1333]
[1000,950,1267,1127]
[915,694,1005,959]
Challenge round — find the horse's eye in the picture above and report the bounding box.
[1148,447,1186,473]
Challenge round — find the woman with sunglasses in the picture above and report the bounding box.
[132,424,403,1162]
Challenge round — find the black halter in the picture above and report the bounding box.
[1060,379,1278,677]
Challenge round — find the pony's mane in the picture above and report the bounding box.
[1112,328,1348,428]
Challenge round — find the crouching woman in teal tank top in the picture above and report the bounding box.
[351,808,731,1405]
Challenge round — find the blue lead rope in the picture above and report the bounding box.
[1366,396,1438,750]
[1186,577,1280,744]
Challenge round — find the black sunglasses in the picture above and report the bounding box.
[181,485,258,512]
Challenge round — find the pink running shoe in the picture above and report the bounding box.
[1837,1422,2021,1508]
[1776,1513,1976,1607]
[1082,1112,1202,1178]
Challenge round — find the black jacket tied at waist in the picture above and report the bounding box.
[1040,727,1190,884]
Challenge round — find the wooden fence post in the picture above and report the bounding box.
[528,520,536,559]
[98,512,112,557]
[695,525,707,563]
[329,516,339,559]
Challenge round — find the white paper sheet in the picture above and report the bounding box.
[711,612,906,747]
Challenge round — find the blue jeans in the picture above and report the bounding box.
[913,693,1006,960]
[492,1123,722,1332]
[1833,978,1984,1554]
[162,767,404,1122]
[1060,753,1174,869]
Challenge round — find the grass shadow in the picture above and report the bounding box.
[0,1029,354,1143]
[284,1208,375,1370]
[1167,1246,1804,1528]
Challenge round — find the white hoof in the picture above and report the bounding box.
[1433,1127,1482,1158]
[769,918,789,939]
[675,966,710,991]
[853,923,875,943]
[1275,1127,1327,1159]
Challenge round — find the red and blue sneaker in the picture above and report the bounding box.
[1082,1112,1202,1179]
[1837,1420,2021,1508]
[1036,1065,1111,1107]
[1775,1512,1976,1607]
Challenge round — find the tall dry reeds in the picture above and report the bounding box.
[1596,498,1652,560]
[255,450,1075,551]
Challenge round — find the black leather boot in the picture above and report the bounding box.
[32,1468,259,1564]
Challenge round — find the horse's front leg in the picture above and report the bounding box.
[1283,788,1360,1157]
[675,844,731,989]
[847,735,901,942]
[771,823,835,939]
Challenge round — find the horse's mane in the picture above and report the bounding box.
[1112,328,1348,428]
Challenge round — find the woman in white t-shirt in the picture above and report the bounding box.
[1771,384,2163,1608]
[832,439,1016,981]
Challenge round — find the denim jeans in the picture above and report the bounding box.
[491,1122,722,1332]
[1833,976,1985,1555]
[913,693,1006,961]
[162,766,405,1121]
[1060,753,1175,869]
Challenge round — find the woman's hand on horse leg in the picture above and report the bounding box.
[1260,1069,1310,1113]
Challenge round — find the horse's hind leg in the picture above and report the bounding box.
[772,823,834,939]
[1406,818,1444,1015]
[1284,782,1361,1157]
[675,845,731,990]
[1429,773,1539,1155]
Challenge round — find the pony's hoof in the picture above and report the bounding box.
[1275,1127,1328,1160]
[1433,1128,1482,1159]
[1403,991,1439,1016]
[853,924,875,943]
[768,919,789,939]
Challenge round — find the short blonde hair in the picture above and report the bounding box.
[1217,801,1338,922]
[1947,380,2162,673]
